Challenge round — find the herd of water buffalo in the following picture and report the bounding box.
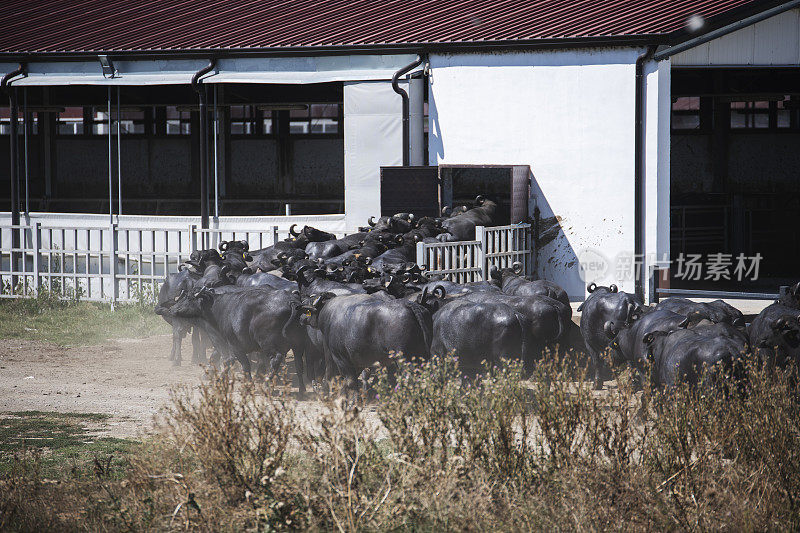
[153,198,800,396]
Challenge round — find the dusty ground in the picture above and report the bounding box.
[0,335,205,439]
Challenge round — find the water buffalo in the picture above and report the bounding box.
[655,297,745,327]
[606,309,690,370]
[438,196,497,241]
[777,281,800,309]
[166,286,304,381]
[490,262,570,307]
[431,299,526,374]
[236,270,298,291]
[299,292,432,397]
[154,266,204,365]
[643,322,748,387]
[748,302,800,368]
[578,283,644,389]
[463,291,571,367]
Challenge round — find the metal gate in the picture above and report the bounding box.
[415,223,533,283]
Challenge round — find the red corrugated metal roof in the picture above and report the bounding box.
[0,0,780,55]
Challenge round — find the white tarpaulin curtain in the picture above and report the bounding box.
[343,81,403,231]
[3,55,422,86]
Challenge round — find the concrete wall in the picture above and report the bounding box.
[428,48,670,300]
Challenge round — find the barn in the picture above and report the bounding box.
[1,0,798,303]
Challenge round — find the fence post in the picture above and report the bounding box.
[31,222,40,295]
[476,225,487,280]
[273,225,279,246]
[189,224,198,252]
[109,223,118,309]
[415,241,425,271]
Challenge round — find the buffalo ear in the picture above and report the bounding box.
[792,281,800,297]
[643,330,668,346]
[587,282,597,293]
[512,261,523,275]
[609,284,618,293]
[603,321,618,340]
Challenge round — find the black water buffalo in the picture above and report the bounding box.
[248,224,334,271]
[463,291,571,366]
[655,297,745,327]
[300,292,432,396]
[155,267,204,365]
[578,283,644,389]
[431,299,526,374]
[643,322,748,387]
[417,279,500,298]
[236,271,298,291]
[166,286,304,381]
[490,262,570,307]
[606,308,690,369]
[294,264,367,297]
[438,196,497,241]
[748,302,800,368]
[777,281,800,309]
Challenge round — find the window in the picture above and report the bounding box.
[777,95,798,129]
[56,107,84,135]
[230,105,272,135]
[166,106,191,135]
[117,108,146,134]
[730,100,770,129]
[672,97,701,130]
[290,103,340,135]
[0,107,38,135]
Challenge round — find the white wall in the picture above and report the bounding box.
[673,8,800,66]
[429,48,668,300]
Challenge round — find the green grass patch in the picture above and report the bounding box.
[0,411,137,479]
[0,296,168,345]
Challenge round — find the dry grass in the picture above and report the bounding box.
[1,356,799,531]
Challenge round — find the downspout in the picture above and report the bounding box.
[391,55,423,166]
[634,46,656,302]
[2,64,25,228]
[192,59,216,230]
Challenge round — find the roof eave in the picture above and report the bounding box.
[0,35,668,62]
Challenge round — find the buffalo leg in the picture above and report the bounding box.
[170,326,184,366]
[235,352,252,380]
[191,327,210,364]
[294,349,306,399]
[588,347,604,390]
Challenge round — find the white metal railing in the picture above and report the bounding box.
[416,223,533,282]
[0,223,283,304]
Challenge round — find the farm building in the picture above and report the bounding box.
[1,0,799,302]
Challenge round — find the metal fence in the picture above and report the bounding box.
[416,223,533,283]
[0,223,282,304]
[1,221,533,302]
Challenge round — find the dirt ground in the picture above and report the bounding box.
[0,335,206,439]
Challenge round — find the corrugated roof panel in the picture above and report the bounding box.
[0,0,779,54]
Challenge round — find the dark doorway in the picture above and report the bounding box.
[670,68,800,291]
